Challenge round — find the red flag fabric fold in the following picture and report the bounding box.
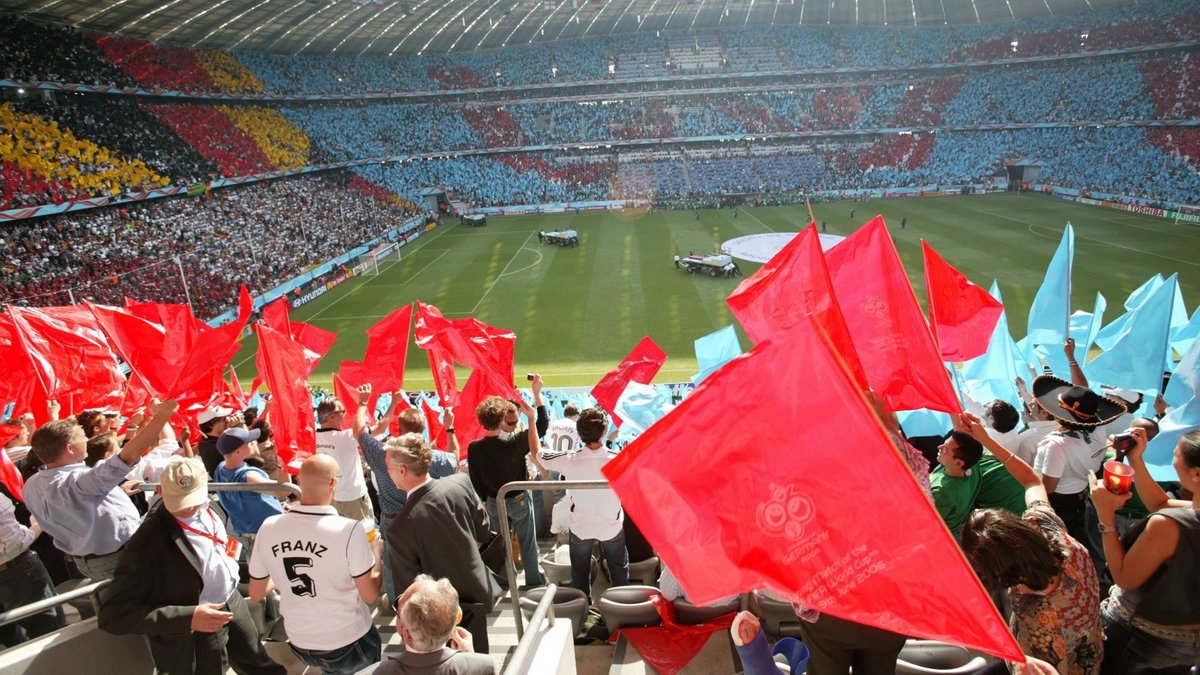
[364,304,413,393]
[921,241,1005,362]
[590,336,667,425]
[726,223,867,388]
[421,399,448,452]
[824,217,960,413]
[6,305,125,414]
[0,424,25,501]
[255,323,316,474]
[602,314,1023,662]
[413,302,518,406]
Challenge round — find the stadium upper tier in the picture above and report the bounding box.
[1,2,1198,96]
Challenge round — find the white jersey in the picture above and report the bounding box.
[315,428,368,502]
[539,445,623,541]
[544,417,581,456]
[249,504,375,650]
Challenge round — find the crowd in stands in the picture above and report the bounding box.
[142,103,278,178]
[218,105,314,171]
[0,172,418,318]
[3,3,1199,97]
[0,102,169,209]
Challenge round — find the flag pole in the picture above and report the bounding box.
[174,256,193,310]
[1064,222,1073,341]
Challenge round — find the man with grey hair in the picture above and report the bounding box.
[385,433,495,653]
[375,575,494,674]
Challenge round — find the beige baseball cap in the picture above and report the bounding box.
[160,458,209,513]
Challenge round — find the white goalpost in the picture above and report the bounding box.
[361,241,401,276]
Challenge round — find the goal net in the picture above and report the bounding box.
[361,241,400,276]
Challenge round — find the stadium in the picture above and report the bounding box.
[0,0,1198,672]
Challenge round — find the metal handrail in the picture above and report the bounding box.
[496,479,613,638]
[500,583,558,675]
[0,580,110,628]
[135,481,303,499]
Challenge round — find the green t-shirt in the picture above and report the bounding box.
[974,454,1028,516]
[930,466,981,536]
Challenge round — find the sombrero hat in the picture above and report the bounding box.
[1032,375,1127,429]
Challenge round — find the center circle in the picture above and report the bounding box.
[721,232,846,263]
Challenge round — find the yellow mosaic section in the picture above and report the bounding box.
[0,103,168,195]
[197,51,266,94]
[218,106,311,170]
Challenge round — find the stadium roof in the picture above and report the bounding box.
[1,0,1136,56]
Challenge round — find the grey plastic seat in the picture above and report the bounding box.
[671,596,740,625]
[519,586,590,637]
[895,640,991,674]
[626,555,660,585]
[597,585,664,631]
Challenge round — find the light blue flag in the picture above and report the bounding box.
[897,409,953,438]
[1027,224,1074,346]
[1145,398,1200,481]
[692,325,743,384]
[1095,275,1163,351]
[1086,274,1177,394]
[1042,293,1107,378]
[960,282,1022,411]
[1164,331,1200,408]
[1171,307,1200,361]
[614,382,674,443]
[1123,273,1164,311]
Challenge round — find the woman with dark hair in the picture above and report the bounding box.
[958,414,1103,674]
[1090,428,1200,674]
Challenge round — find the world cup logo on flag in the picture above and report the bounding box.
[755,484,815,542]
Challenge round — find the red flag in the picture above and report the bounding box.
[6,306,125,412]
[337,359,382,421]
[332,371,360,432]
[615,596,734,675]
[825,217,960,413]
[261,298,292,335]
[726,224,867,388]
[255,323,316,474]
[259,297,335,376]
[364,304,412,392]
[0,424,25,501]
[421,399,448,451]
[227,367,249,410]
[120,371,153,418]
[590,336,667,425]
[922,241,1004,362]
[414,303,518,405]
[602,315,1023,662]
[0,316,44,424]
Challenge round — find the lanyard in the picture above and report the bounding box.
[175,508,226,548]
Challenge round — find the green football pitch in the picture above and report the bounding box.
[232,193,1199,389]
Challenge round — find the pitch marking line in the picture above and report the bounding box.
[977,209,1200,269]
[740,208,778,233]
[469,230,539,314]
[232,222,462,370]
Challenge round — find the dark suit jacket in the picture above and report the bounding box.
[374,647,495,675]
[98,504,207,673]
[387,474,494,607]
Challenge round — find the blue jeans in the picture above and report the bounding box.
[569,530,628,600]
[289,625,382,675]
[1101,610,1200,675]
[0,550,64,646]
[487,492,545,587]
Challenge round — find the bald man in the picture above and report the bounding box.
[249,455,384,674]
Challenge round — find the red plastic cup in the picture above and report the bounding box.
[1103,460,1135,495]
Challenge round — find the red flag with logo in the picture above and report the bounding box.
[591,336,667,425]
[255,323,315,473]
[825,217,959,413]
[727,223,867,388]
[922,241,1004,362]
[364,303,413,392]
[602,315,1023,662]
